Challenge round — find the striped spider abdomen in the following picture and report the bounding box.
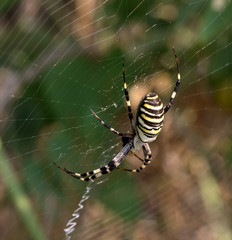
[136,92,164,143]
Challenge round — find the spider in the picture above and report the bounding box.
[54,48,181,181]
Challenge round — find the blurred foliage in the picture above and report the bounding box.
[0,0,232,240]
[0,0,18,13]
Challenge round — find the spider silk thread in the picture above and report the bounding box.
[64,184,92,240]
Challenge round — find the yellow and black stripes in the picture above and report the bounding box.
[136,93,164,143]
[164,47,181,113]
[90,109,124,136]
[53,162,113,182]
[53,141,133,181]
[122,56,134,129]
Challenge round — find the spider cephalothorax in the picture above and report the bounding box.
[54,48,181,181]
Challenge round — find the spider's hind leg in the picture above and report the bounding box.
[122,56,134,132]
[164,48,181,114]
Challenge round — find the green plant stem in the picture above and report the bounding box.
[0,139,47,240]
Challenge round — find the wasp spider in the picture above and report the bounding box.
[54,48,181,181]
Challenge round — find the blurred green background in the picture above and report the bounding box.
[0,0,232,239]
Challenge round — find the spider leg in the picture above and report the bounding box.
[90,109,125,136]
[122,56,134,132]
[54,141,133,181]
[117,143,152,173]
[53,162,104,181]
[133,152,144,162]
[164,47,181,114]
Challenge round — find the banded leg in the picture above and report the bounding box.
[164,47,181,114]
[122,56,134,130]
[91,109,124,136]
[53,162,110,182]
[53,141,133,181]
[117,143,152,173]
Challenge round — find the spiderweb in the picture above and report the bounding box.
[0,0,232,239]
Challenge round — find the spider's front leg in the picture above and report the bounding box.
[117,143,152,173]
[54,141,133,181]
